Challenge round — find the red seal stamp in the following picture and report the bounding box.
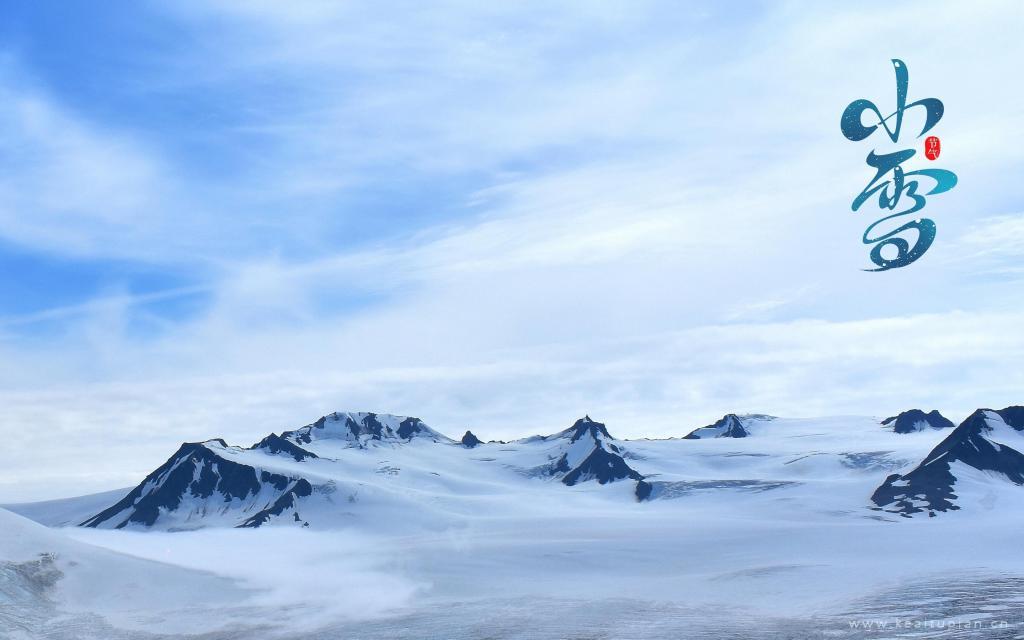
[924,135,941,160]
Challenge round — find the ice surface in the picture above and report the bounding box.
[5,412,1024,638]
[2,489,131,528]
[0,508,251,636]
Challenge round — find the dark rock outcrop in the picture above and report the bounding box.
[81,441,305,529]
[881,409,955,434]
[871,407,1024,517]
[543,416,649,499]
[252,433,319,461]
[282,412,450,447]
[239,479,314,528]
[684,414,750,439]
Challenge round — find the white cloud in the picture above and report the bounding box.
[0,74,164,257]
[1,1,1024,500]
[958,213,1024,257]
[3,308,1023,502]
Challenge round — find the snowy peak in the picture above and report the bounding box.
[871,407,1024,517]
[558,415,615,444]
[81,411,452,531]
[82,439,312,530]
[881,409,954,434]
[79,411,659,531]
[76,405,1024,530]
[541,416,647,498]
[282,411,453,447]
[684,414,750,439]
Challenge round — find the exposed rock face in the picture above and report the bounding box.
[81,440,310,529]
[871,407,1024,517]
[281,412,452,447]
[684,414,750,439]
[252,434,319,461]
[541,416,648,499]
[881,409,955,434]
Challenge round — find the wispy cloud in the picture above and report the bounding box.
[1,1,1023,499]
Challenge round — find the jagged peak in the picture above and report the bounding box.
[946,408,1023,439]
[81,439,304,529]
[461,430,482,448]
[872,406,1024,517]
[532,415,643,492]
[683,413,749,439]
[903,408,1002,469]
[282,411,453,446]
[881,409,954,433]
[959,408,996,429]
[560,415,615,443]
[924,406,1024,438]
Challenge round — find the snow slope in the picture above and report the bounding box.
[0,508,247,636]
[73,408,1024,531]
[2,489,130,528]
[9,408,1024,638]
[872,407,1024,516]
[79,413,657,530]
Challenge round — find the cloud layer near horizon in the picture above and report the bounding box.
[1,1,1023,500]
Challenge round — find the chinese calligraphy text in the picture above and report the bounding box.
[840,59,957,271]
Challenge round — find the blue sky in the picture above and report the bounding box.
[1,1,1023,500]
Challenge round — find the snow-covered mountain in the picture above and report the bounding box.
[871,406,1024,517]
[81,438,317,530]
[68,406,1024,531]
[682,413,775,439]
[78,413,654,530]
[880,409,954,434]
[12,409,1024,638]
[527,415,649,497]
[280,411,453,447]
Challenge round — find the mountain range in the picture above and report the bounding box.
[19,406,1024,530]
[871,407,1024,516]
